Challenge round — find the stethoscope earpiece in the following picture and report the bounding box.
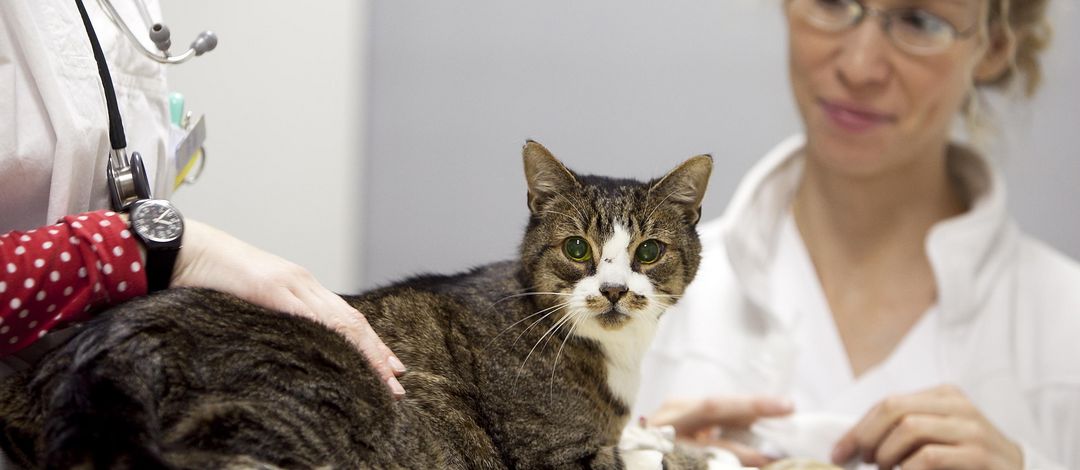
[148,23,170,52]
[97,0,219,65]
[77,0,219,211]
[148,23,217,58]
[190,31,218,56]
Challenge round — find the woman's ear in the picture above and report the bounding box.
[973,22,1018,83]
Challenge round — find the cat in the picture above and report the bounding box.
[0,141,713,469]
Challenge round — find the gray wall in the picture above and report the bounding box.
[363,0,1080,288]
[163,0,369,291]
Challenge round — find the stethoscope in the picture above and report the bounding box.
[74,0,218,210]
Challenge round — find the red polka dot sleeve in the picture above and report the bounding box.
[0,210,147,356]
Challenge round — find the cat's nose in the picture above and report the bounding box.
[599,283,629,304]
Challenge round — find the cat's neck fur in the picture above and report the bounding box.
[597,316,657,406]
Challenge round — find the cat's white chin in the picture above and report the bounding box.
[572,305,663,407]
[594,308,630,329]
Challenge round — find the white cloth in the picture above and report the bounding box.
[635,135,1080,469]
[0,0,172,233]
[618,425,743,469]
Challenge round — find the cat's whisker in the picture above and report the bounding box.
[500,301,573,348]
[539,308,577,355]
[644,293,682,298]
[652,287,679,297]
[549,311,586,399]
[642,292,681,307]
[650,299,677,310]
[516,307,577,379]
[490,291,573,307]
[485,301,572,351]
[655,301,672,315]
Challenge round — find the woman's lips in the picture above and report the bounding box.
[820,99,896,133]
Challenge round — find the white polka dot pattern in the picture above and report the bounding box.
[0,211,148,355]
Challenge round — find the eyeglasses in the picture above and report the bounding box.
[790,0,980,56]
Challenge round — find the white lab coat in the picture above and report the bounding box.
[0,3,172,467]
[0,0,172,234]
[0,0,174,408]
[635,135,1080,469]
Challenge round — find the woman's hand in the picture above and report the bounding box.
[648,396,795,467]
[170,219,407,398]
[831,385,1022,469]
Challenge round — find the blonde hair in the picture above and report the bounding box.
[964,0,1052,141]
[983,0,1053,97]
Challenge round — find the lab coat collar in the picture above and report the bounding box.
[719,134,1016,326]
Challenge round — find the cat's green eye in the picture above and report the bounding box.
[563,237,592,262]
[635,239,664,264]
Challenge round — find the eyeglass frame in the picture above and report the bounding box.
[791,0,982,55]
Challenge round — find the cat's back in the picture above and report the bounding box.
[2,287,401,468]
[69,259,525,372]
[17,269,519,468]
[16,259,557,469]
[354,260,523,310]
[349,260,526,332]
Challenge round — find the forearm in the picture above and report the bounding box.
[0,210,146,356]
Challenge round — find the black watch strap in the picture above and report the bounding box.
[146,247,179,292]
[127,199,184,293]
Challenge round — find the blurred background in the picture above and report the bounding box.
[164,0,1079,292]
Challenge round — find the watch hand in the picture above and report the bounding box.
[153,210,170,224]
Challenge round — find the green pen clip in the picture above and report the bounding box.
[169,92,185,126]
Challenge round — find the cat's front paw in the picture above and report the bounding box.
[618,424,743,469]
[663,445,743,470]
[621,449,666,469]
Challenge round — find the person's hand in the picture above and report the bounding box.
[831,385,1022,469]
[169,219,407,398]
[648,396,795,467]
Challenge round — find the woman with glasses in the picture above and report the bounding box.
[634,0,1076,468]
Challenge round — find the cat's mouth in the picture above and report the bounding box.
[595,309,630,329]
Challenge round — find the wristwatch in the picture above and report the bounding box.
[128,199,184,292]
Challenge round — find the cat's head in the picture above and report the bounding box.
[519,141,711,346]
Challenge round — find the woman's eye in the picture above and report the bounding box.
[563,237,592,262]
[806,0,863,28]
[635,239,665,264]
[816,0,855,10]
[897,9,950,34]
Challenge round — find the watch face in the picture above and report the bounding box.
[132,200,184,243]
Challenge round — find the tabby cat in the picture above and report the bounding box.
[0,142,713,469]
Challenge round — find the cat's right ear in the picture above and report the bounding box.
[522,140,580,214]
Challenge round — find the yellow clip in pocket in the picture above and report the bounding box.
[171,115,207,190]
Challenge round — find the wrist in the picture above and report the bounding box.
[124,200,184,292]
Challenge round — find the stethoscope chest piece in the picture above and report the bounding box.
[107,150,152,211]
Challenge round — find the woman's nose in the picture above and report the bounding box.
[835,20,892,89]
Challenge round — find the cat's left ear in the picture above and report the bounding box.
[649,155,713,224]
[523,140,580,214]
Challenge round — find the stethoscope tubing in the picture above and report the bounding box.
[75,0,213,209]
[96,0,213,65]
